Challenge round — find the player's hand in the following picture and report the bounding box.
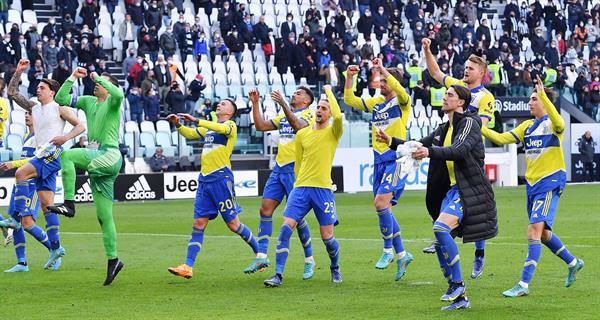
[372,58,382,70]
[178,113,198,123]
[271,90,287,107]
[72,67,88,78]
[323,84,332,92]
[90,72,99,81]
[16,59,30,73]
[346,65,360,76]
[535,75,544,93]
[49,135,68,146]
[375,128,391,145]
[249,88,260,105]
[412,146,429,160]
[166,114,180,126]
[0,162,13,171]
[422,38,431,51]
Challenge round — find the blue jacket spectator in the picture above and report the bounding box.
[127,88,144,124]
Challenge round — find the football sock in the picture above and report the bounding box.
[44,211,61,250]
[257,215,272,255]
[297,219,313,258]
[14,182,29,214]
[543,232,576,265]
[377,208,394,250]
[323,237,340,268]
[475,240,485,257]
[275,224,293,275]
[434,221,462,283]
[434,240,452,281]
[521,239,542,285]
[24,224,51,250]
[235,223,259,254]
[185,227,204,267]
[13,226,26,264]
[390,214,405,256]
[93,191,118,259]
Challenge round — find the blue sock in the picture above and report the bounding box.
[14,182,29,214]
[521,240,542,284]
[390,214,405,254]
[323,237,340,268]
[434,240,452,281]
[475,240,485,250]
[24,225,51,250]
[185,227,204,267]
[235,223,258,254]
[434,221,462,283]
[44,212,61,250]
[14,227,26,264]
[543,232,575,265]
[0,213,4,221]
[297,219,313,258]
[275,224,293,275]
[257,215,272,255]
[377,208,394,250]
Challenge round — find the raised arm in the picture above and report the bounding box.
[343,64,372,112]
[481,120,528,145]
[376,58,410,108]
[324,85,343,139]
[271,90,309,131]
[7,59,36,112]
[249,88,277,131]
[536,76,564,133]
[167,114,204,140]
[422,38,446,85]
[92,72,124,110]
[56,67,95,109]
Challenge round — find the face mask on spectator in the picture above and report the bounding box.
[137,58,143,64]
[378,9,384,14]
[43,36,49,42]
[49,44,55,48]
[37,44,42,49]
[143,66,149,71]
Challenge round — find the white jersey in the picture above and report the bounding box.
[32,101,65,148]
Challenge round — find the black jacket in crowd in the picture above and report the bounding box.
[390,111,498,243]
[579,135,595,163]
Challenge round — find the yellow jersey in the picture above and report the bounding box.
[443,76,495,122]
[344,74,412,164]
[444,124,456,186]
[482,90,566,194]
[294,89,343,189]
[0,98,8,141]
[270,107,315,169]
[177,119,237,180]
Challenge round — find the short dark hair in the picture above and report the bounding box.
[101,72,120,87]
[450,85,471,110]
[40,78,60,94]
[297,85,314,105]
[224,98,238,117]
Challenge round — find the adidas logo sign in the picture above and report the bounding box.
[75,180,94,202]
[125,176,156,200]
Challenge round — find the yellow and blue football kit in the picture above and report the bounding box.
[284,89,343,226]
[344,74,412,204]
[443,76,495,122]
[177,119,241,222]
[0,98,8,147]
[482,89,566,228]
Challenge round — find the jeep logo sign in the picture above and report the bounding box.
[164,171,258,199]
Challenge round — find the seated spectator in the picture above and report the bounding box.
[149,148,173,172]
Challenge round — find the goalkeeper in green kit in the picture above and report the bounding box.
[48,67,125,285]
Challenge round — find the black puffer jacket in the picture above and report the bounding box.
[391,111,498,242]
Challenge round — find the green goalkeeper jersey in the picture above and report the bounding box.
[56,77,124,149]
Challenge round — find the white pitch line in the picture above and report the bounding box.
[61,232,600,248]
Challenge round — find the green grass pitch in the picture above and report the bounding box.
[1,184,598,319]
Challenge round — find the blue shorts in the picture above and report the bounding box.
[263,170,295,203]
[194,175,242,223]
[440,185,463,223]
[527,188,562,230]
[284,187,338,226]
[29,153,61,192]
[8,180,40,220]
[373,160,406,206]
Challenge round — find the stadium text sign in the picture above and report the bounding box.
[333,148,428,192]
[494,97,532,118]
[164,171,258,199]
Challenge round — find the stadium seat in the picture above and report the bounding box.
[125,121,140,133]
[140,132,156,157]
[9,123,26,138]
[140,121,156,135]
[0,148,10,162]
[22,10,37,25]
[10,109,25,124]
[6,134,23,159]
[156,120,171,134]
[8,9,21,24]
